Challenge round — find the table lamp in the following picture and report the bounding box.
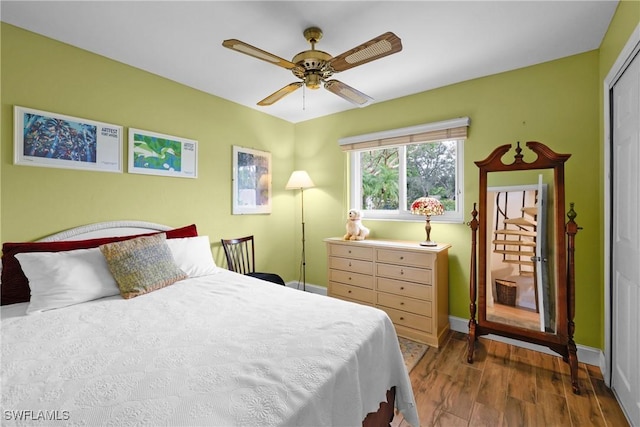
[411,196,444,246]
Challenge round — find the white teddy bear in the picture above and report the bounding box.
[343,209,370,241]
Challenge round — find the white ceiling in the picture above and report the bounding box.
[1,1,619,124]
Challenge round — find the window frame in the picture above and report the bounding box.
[349,138,465,223]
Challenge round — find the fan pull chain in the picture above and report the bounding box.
[302,84,306,110]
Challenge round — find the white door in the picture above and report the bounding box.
[611,49,640,427]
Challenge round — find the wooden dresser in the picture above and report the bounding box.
[324,238,451,347]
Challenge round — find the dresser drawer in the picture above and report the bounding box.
[332,295,375,308]
[328,244,374,261]
[378,306,432,334]
[377,293,432,317]
[329,257,373,275]
[325,237,450,348]
[377,277,433,300]
[330,282,375,305]
[329,269,374,289]
[376,249,434,268]
[376,263,432,285]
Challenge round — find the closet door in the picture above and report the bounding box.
[611,49,640,427]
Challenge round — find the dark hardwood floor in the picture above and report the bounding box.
[392,330,630,427]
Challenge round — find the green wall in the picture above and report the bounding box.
[294,0,640,351]
[1,24,298,276]
[2,0,639,351]
[296,50,601,347]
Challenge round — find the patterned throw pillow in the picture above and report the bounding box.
[1,224,197,306]
[100,233,187,299]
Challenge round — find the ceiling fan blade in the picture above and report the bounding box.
[324,80,373,107]
[257,82,303,106]
[222,39,300,71]
[327,32,402,73]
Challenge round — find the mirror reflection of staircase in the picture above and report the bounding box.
[492,192,539,312]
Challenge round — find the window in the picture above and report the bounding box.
[340,117,469,223]
[350,139,463,222]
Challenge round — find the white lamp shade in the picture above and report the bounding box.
[286,170,315,189]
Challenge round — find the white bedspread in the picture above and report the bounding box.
[1,271,419,426]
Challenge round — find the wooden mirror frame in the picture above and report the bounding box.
[466,141,581,394]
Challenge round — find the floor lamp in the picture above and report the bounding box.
[286,170,315,291]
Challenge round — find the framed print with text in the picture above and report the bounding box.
[14,106,122,173]
[128,128,197,178]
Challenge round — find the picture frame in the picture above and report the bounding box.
[14,106,122,173]
[232,145,272,214]
[128,128,197,178]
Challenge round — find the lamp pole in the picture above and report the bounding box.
[285,170,315,292]
[301,187,306,291]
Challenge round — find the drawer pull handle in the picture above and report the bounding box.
[400,317,405,321]
[400,256,404,260]
[348,290,352,294]
[349,277,352,280]
[400,287,405,290]
[349,262,352,267]
[348,250,352,254]
[400,270,404,275]
[400,302,404,305]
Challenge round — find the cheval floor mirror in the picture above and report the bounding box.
[466,141,581,394]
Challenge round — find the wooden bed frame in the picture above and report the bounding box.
[364,388,396,426]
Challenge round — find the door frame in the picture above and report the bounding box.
[603,22,640,387]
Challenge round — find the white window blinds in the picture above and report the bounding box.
[338,117,470,151]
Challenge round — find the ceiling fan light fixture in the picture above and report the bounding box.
[305,73,321,89]
[223,29,402,107]
[292,51,332,68]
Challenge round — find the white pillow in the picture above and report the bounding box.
[16,247,120,314]
[165,235,220,277]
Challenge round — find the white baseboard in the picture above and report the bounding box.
[449,316,603,369]
[285,281,327,296]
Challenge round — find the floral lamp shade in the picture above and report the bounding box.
[411,197,445,216]
[411,197,444,246]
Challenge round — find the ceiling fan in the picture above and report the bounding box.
[222,27,402,107]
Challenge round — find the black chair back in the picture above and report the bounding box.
[220,236,285,286]
[221,235,255,275]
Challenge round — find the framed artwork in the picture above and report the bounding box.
[14,105,122,173]
[128,128,197,178]
[232,145,272,214]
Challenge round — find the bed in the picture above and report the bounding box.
[1,221,419,427]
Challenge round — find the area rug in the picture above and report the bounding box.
[398,336,428,373]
